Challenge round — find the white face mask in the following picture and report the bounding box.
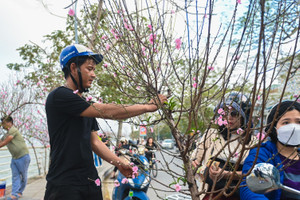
[277,123,300,146]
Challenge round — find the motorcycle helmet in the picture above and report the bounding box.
[60,44,103,70]
[120,137,127,143]
[59,44,103,93]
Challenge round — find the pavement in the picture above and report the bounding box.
[3,161,115,200]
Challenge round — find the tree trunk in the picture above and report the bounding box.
[116,120,123,145]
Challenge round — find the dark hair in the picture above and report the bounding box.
[265,101,300,143]
[146,137,153,144]
[1,116,13,124]
[62,56,92,79]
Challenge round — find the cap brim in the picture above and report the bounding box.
[90,53,103,64]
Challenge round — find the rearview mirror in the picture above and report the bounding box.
[246,163,300,195]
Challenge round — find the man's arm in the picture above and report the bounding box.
[91,131,133,177]
[0,135,13,148]
[81,94,167,119]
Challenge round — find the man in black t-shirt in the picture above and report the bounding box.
[44,44,167,200]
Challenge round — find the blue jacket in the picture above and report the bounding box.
[240,141,284,200]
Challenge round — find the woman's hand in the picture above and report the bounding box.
[192,159,200,168]
[209,165,226,181]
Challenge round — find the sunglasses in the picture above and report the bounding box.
[228,110,239,117]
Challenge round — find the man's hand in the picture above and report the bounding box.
[117,163,133,178]
[148,94,168,112]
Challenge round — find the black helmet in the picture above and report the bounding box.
[265,100,300,143]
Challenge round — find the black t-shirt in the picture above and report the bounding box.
[45,86,99,186]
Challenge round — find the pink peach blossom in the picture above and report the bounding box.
[124,22,129,29]
[237,128,244,135]
[256,132,265,141]
[106,44,110,51]
[132,166,138,173]
[86,96,93,102]
[193,82,197,88]
[101,35,108,40]
[257,95,261,100]
[175,184,181,192]
[149,34,156,45]
[175,38,182,50]
[114,180,120,187]
[95,178,101,186]
[208,66,214,71]
[68,9,75,16]
[128,25,134,31]
[218,108,225,115]
[121,178,129,184]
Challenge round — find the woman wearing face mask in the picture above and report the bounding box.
[191,93,253,200]
[240,100,300,200]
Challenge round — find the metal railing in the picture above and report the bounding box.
[0,146,49,186]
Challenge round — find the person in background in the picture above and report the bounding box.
[44,44,167,200]
[240,100,300,200]
[140,138,146,145]
[145,137,158,163]
[101,134,110,148]
[192,93,253,200]
[0,116,31,200]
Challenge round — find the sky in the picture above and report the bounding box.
[0,0,81,83]
[0,0,226,84]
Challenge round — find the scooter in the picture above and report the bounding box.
[112,145,151,200]
[246,163,300,195]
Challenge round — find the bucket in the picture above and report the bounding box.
[0,179,6,198]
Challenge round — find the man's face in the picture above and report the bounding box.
[1,121,9,130]
[80,59,97,89]
[71,58,97,89]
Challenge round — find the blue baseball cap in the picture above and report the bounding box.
[59,44,103,70]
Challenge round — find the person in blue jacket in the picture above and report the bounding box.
[240,100,300,200]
